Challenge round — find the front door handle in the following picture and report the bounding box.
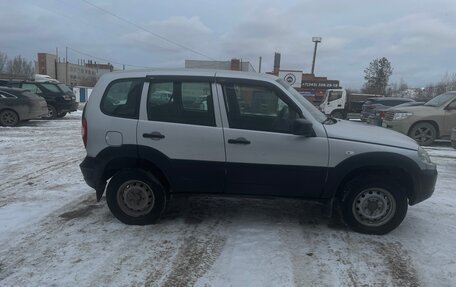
[228,137,251,145]
[143,132,165,139]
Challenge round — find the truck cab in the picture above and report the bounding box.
[320,89,346,118]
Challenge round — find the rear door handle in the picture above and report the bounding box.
[143,132,165,139]
[228,137,251,145]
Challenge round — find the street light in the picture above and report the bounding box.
[311,37,322,75]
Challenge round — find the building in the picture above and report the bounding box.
[270,52,340,105]
[36,53,113,87]
[185,59,256,72]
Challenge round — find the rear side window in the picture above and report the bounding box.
[41,83,61,93]
[147,80,215,126]
[100,78,143,118]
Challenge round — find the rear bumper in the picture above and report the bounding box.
[80,156,106,200]
[55,101,78,113]
[410,168,438,205]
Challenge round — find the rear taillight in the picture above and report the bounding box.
[379,111,386,119]
[82,117,87,147]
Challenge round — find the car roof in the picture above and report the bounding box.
[0,86,28,93]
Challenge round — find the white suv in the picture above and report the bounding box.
[80,69,437,235]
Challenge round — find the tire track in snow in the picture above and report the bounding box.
[0,157,81,191]
[144,197,229,287]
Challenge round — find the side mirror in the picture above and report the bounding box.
[292,119,314,137]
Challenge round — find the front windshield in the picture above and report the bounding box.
[276,78,328,123]
[58,83,73,93]
[424,92,456,107]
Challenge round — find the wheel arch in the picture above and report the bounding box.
[94,145,173,200]
[324,152,420,204]
[408,120,440,138]
[0,108,20,121]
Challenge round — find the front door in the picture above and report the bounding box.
[137,77,226,193]
[217,80,329,198]
[443,99,456,136]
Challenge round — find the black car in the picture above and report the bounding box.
[7,81,78,119]
[0,87,48,126]
[361,97,414,122]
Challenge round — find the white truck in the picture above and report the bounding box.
[320,89,382,119]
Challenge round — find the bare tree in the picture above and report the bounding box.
[0,51,7,72]
[5,55,34,78]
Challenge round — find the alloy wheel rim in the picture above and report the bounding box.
[1,111,17,126]
[413,127,434,142]
[352,188,396,227]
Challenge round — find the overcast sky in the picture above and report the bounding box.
[1,0,456,89]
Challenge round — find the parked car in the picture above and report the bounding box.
[361,97,415,122]
[383,92,456,145]
[451,127,456,149]
[80,69,437,235]
[0,87,48,126]
[6,81,78,119]
[368,101,425,126]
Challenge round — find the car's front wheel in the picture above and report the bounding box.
[106,169,166,225]
[341,176,408,235]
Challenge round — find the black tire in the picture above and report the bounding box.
[331,110,345,119]
[56,112,67,118]
[408,122,437,146]
[0,109,19,126]
[106,169,167,225]
[341,176,408,235]
[42,105,57,120]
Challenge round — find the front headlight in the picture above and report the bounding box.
[418,147,431,164]
[393,112,413,120]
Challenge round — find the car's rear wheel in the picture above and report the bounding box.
[341,176,408,235]
[0,109,19,126]
[42,105,57,120]
[106,169,166,225]
[409,122,437,146]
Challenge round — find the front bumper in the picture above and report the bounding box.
[410,168,438,205]
[382,120,410,135]
[55,100,78,113]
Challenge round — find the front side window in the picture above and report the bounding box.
[100,78,143,118]
[147,80,215,126]
[328,91,342,102]
[223,82,298,133]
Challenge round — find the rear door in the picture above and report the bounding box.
[217,79,329,198]
[137,76,226,193]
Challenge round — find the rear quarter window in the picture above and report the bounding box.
[100,78,144,119]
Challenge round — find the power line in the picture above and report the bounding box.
[80,0,216,60]
[67,46,152,69]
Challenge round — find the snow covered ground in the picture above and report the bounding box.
[0,112,455,287]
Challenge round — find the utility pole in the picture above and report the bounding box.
[258,56,262,73]
[65,46,68,85]
[55,47,58,80]
[311,37,322,75]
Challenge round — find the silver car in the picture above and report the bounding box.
[383,92,456,145]
[80,69,437,235]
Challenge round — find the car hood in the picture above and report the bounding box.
[389,105,437,114]
[324,120,419,150]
